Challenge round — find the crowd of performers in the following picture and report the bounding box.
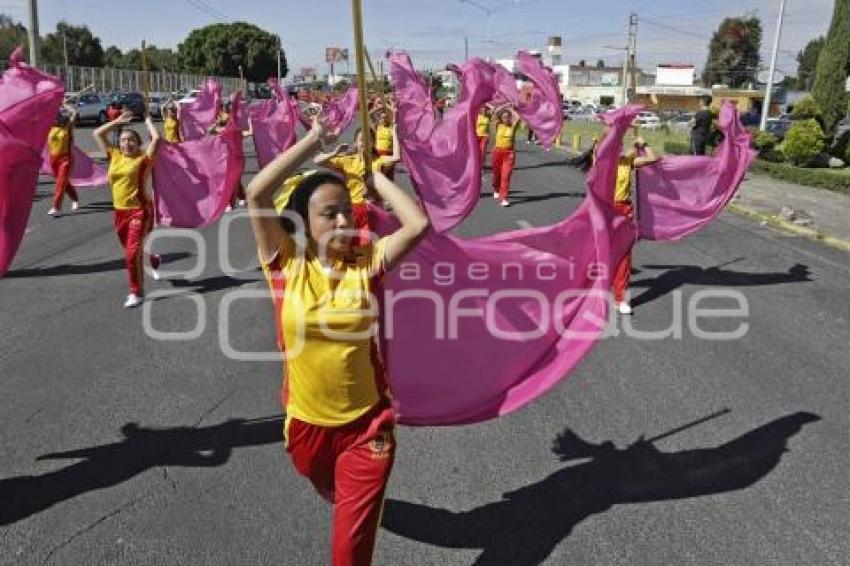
[2,47,754,566]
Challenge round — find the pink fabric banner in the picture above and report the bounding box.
[369,106,641,426]
[178,78,221,141]
[390,52,497,234]
[320,86,358,135]
[153,95,245,228]
[252,88,298,169]
[39,144,108,187]
[514,52,563,148]
[237,99,274,131]
[0,47,64,277]
[636,102,756,241]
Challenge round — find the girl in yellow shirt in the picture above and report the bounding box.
[246,114,428,565]
[491,105,521,207]
[92,110,163,308]
[46,103,80,216]
[476,103,493,167]
[162,100,181,144]
[370,99,397,180]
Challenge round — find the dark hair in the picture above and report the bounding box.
[280,172,347,234]
[567,141,597,173]
[701,95,713,107]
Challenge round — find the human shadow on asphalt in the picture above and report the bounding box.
[630,262,812,309]
[5,252,193,279]
[164,271,262,296]
[513,160,571,171]
[381,411,820,566]
[0,416,284,526]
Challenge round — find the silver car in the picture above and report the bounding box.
[71,93,109,125]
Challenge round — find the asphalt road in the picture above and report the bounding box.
[1,126,849,565]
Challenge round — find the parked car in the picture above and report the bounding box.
[669,112,694,133]
[71,93,109,125]
[634,111,662,130]
[148,92,168,119]
[569,107,601,123]
[177,89,202,106]
[109,92,146,119]
[765,118,793,141]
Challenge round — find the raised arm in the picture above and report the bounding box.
[93,110,133,158]
[313,142,349,167]
[247,119,326,263]
[633,137,660,168]
[62,103,78,128]
[369,171,429,271]
[144,116,161,160]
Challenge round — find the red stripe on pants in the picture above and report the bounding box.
[114,206,159,295]
[374,148,395,181]
[491,147,515,200]
[352,202,372,247]
[50,154,78,210]
[287,402,396,566]
[612,201,634,303]
[477,136,488,166]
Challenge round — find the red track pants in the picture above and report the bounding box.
[491,148,515,200]
[50,154,78,210]
[612,201,634,303]
[113,206,160,295]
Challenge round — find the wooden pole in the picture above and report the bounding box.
[351,0,372,172]
[140,40,150,118]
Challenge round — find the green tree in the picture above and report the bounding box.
[783,119,825,166]
[811,0,850,135]
[790,95,823,123]
[0,15,28,64]
[104,45,123,68]
[702,16,762,88]
[178,22,287,81]
[118,45,181,71]
[795,36,824,91]
[42,22,104,67]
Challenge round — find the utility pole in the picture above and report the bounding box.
[464,36,469,61]
[624,12,638,105]
[760,0,786,131]
[27,0,40,66]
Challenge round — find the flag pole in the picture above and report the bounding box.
[140,40,150,118]
[351,0,372,173]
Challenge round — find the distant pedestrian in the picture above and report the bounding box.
[690,96,713,156]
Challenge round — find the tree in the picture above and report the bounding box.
[178,22,287,81]
[104,45,123,68]
[811,0,850,135]
[42,22,104,67]
[119,45,181,71]
[795,36,824,91]
[596,59,605,69]
[701,16,762,88]
[0,15,28,64]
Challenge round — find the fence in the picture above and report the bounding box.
[36,64,248,96]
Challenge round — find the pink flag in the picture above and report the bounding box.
[179,78,221,141]
[636,102,756,241]
[252,89,298,169]
[153,94,245,228]
[0,47,64,277]
[237,99,274,131]
[513,51,563,148]
[0,127,45,277]
[40,144,108,187]
[390,52,498,233]
[320,86,358,135]
[368,107,640,425]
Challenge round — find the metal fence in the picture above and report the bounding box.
[37,64,246,96]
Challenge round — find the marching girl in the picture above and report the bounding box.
[476,103,493,167]
[162,98,182,144]
[314,124,400,243]
[93,111,162,308]
[46,103,81,216]
[246,115,428,566]
[208,107,253,211]
[491,104,521,207]
[370,99,396,180]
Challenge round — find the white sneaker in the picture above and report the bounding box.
[492,191,499,199]
[500,199,510,207]
[47,208,58,216]
[617,301,633,315]
[123,293,143,308]
[151,269,161,281]
[237,199,246,207]
[225,205,233,213]
[71,201,79,211]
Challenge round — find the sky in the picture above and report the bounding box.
[0,0,834,80]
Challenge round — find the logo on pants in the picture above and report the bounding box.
[369,431,393,459]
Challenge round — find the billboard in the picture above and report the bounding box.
[325,47,349,63]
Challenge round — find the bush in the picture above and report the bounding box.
[783,119,826,165]
[663,141,691,155]
[791,95,823,120]
[752,130,777,151]
[750,160,850,195]
[760,148,785,163]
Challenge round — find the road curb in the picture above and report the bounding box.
[727,202,850,253]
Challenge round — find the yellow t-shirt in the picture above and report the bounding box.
[614,154,636,203]
[375,124,393,153]
[494,122,518,149]
[107,148,150,210]
[476,114,490,137]
[47,126,72,157]
[327,154,393,205]
[164,117,181,143]
[261,237,389,430]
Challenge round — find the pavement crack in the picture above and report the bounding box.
[40,491,151,565]
[192,388,237,427]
